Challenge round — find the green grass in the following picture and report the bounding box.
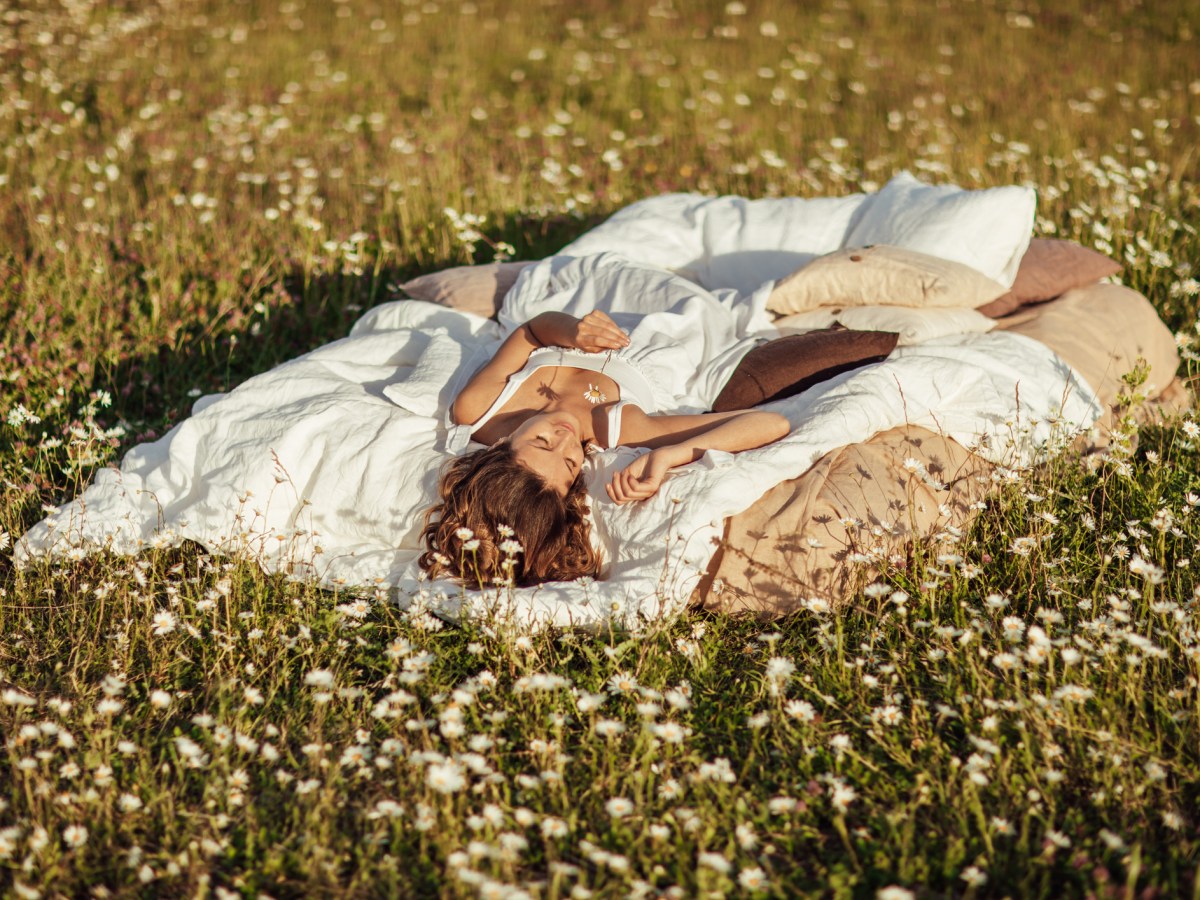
[2,0,1199,896]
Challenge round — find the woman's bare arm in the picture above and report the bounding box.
[450,311,629,426]
[607,409,791,504]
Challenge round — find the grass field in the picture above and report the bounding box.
[2,0,1200,896]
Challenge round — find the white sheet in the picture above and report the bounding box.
[15,187,1103,634]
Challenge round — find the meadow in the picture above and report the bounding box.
[2,0,1199,896]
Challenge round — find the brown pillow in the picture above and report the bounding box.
[766,245,1009,316]
[713,328,900,412]
[401,262,536,319]
[975,239,1122,318]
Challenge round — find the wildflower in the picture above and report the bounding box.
[1052,685,1094,703]
[426,761,466,794]
[991,652,1021,672]
[174,736,209,767]
[960,866,987,887]
[991,816,1013,835]
[698,851,731,874]
[768,691,813,721]
[605,797,634,818]
[1045,829,1071,848]
[62,824,88,849]
[872,704,904,727]
[151,610,176,635]
[768,796,798,814]
[765,655,796,683]
[1009,536,1037,556]
[541,817,568,838]
[149,690,172,709]
[1128,555,1165,584]
[747,711,771,729]
[243,687,264,706]
[1001,616,1026,642]
[829,780,857,813]
[305,669,335,688]
[652,721,690,744]
[454,527,474,541]
[606,672,639,695]
[735,822,758,850]
[1162,810,1184,830]
[96,698,123,716]
[830,733,852,755]
[877,889,915,900]
[335,598,371,619]
[739,867,768,890]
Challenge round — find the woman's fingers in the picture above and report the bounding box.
[578,311,630,351]
[607,466,659,504]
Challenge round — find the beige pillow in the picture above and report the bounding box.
[974,239,1123,318]
[401,262,536,319]
[766,245,1010,316]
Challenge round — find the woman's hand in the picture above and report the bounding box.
[606,447,682,505]
[530,311,630,353]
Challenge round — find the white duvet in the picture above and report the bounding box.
[16,178,1104,632]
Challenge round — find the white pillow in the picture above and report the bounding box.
[833,306,996,346]
[773,305,995,346]
[690,194,867,291]
[844,171,1035,287]
[771,308,841,334]
[559,192,867,293]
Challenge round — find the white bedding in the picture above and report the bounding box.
[16,182,1100,633]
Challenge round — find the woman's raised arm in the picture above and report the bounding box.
[450,311,629,426]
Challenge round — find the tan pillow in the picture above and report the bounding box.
[401,262,536,319]
[766,245,1009,316]
[975,239,1122,318]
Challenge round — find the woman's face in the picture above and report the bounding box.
[507,412,586,497]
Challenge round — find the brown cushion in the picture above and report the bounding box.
[976,239,1122,318]
[766,245,1009,316]
[712,328,900,412]
[401,262,536,319]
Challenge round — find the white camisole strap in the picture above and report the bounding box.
[604,400,634,448]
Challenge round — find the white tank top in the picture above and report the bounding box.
[444,347,659,454]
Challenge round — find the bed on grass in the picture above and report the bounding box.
[16,174,1192,630]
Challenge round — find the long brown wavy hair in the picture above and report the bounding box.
[419,441,603,588]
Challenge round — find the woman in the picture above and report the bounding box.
[419,300,791,589]
[419,251,900,589]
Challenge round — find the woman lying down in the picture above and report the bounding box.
[419,254,899,590]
